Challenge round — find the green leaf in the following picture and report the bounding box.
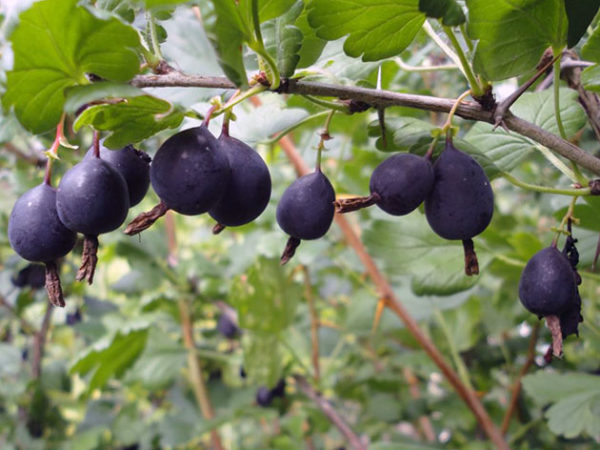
[259,0,298,22]
[565,0,600,48]
[581,65,600,92]
[73,94,184,148]
[71,327,149,392]
[467,0,568,80]
[242,332,282,387]
[368,117,435,152]
[294,6,327,68]
[582,23,600,63]
[205,1,250,87]
[64,82,147,115]
[464,88,586,173]
[418,0,465,26]
[127,330,187,389]
[264,4,303,77]
[3,0,141,133]
[363,215,490,295]
[522,371,600,438]
[230,257,301,333]
[307,0,425,61]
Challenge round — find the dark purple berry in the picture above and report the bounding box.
[270,378,286,398]
[256,387,274,407]
[57,158,130,235]
[369,153,434,215]
[85,144,151,206]
[518,246,577,318]
[425,142,494,240]
[12,264,46,289]
[208,133,271,227]
[276,170,335,240]
[150,126,231,215]
[217,313,239,338]
[9,184,76,263]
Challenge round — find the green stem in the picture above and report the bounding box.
[459,24,474,54]
[507,418,543,446]
[261,111,331,145]
[316,109,336,170]
[395,57,458,72]
[552,196,577,247]
[553,56,567,140]
[214,84,266,117]
[503,172,591,196]
[303,95,351,113]
[251,0,263,44]
[249,0,280,89]
[147,12,163,60]
[434,309,475,393]
[280,334,312,375]
[443,26,483,97]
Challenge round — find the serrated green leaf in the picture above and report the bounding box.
[3,0,141,133]
[418,0,465,26]
[367,117,435,152]
[205,1,250,87]
[523,371,600,438]
[565,0,600,48]
[464,88,586,173]
[71,327,149,392]
[242,332,282,387]
[259,0,298,22]
[467,0,567,80]
[294,5,327,68]
[64,82,147,115]
[307,0,425,61]
[363,215,490,296]
[231,257,301,333]
[264,4,303,77]
[73,94,184,148]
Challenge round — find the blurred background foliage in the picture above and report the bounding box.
[0,1,599,449]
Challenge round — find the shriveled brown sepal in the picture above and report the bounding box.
[45,261,65,307]
[462,238,479,276]
[76,235,99,285]
[545,314,563,358]
[212,223,226,235]
[334,192,380,214]
[280,236,301,265]
[124,201,169,235]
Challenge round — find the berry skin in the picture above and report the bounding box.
[217,313,239,338]
[85,144,150,207]
[208,133,271,227]
[8,184,76,263]
[370,153,434,215]
[256,387,274,407]
[12,264,46,289]
[518,246,578,318]
[150,126,231,215]
[425,142,494,240]
[276,170,335,240]
[57,158,130,235]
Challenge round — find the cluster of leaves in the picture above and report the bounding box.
[0,0,599,448]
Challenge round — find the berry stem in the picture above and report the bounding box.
[424,134,440,160]
[212,223,226,235]
[125,200,169,235]
[76,235,99,285]
[43,112,67,186]
[92,130,100,158]
[552,196,577,247]
[44,261,65,307]
[442,26,484,97]
[442,89,472,140]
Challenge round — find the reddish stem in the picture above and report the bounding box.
[93,130,100,158]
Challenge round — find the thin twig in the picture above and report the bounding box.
[32,302,53,379]
[294,375,367,450]
[131,72,600,175]
[403,368,437,442]
[501,324,540,434]
[301,265,320,384]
